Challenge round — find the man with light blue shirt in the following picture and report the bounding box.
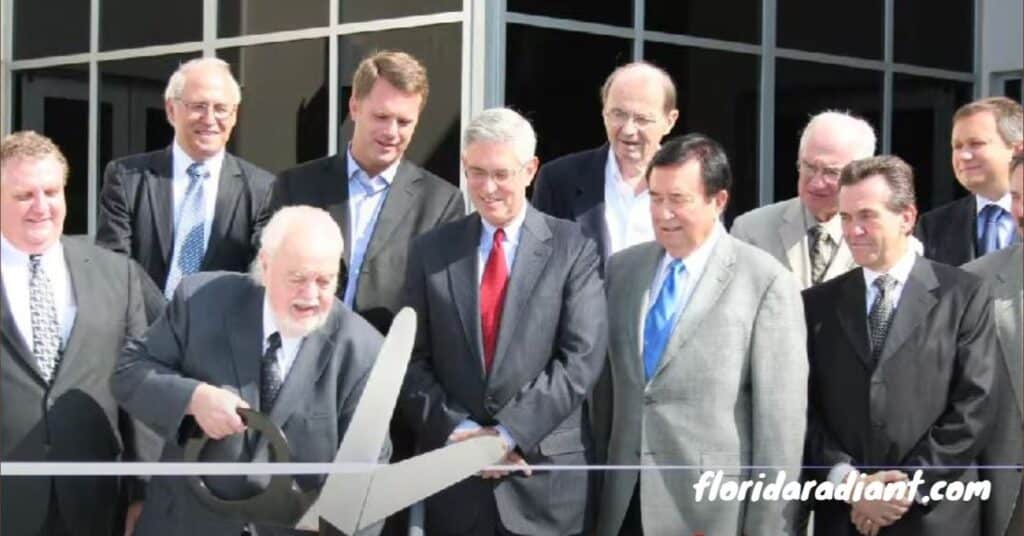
[595,134,808,536]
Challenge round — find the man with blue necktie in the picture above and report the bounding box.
[595,134,808,535]
[916,97,1023,265]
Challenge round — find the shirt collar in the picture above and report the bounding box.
[974,193,1013,216]
[261,294,303,347]
[480,204,528,248]
[862,246,917,289]
[346,145,399,185]
[0,234,63,267]
[172,140,224,180]
[802,203,843,243]
[604,147,646,198]
[659,221,725,275]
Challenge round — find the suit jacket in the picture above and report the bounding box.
[96,148,275,319]
[1,237,148,536]
[595,235,808,536]
[531,145,613,264]
[916,194,1022,266]
[803,258,1000,536]
[111,272,385,536]
[731,197,857,288]
[964,244,1024,536]
[399,206,608,536]
[257,152,464,334]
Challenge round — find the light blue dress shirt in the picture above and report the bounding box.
[343,148,399,307]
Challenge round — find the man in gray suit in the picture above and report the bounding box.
[400,108,608,535]
[731,110,875,288]
[112,206,385,535]
[964,151,1024,535]
[595,134,808,535]
[1,131,149,535]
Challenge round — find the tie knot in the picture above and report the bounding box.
[668,258,686,277]
[265,332,282,354]
[809,224,828,241]
[873,274,897,293]
[981,203,1005,224]
[29,254,42,270]
[493,227,506,243]
[186,162,209,182]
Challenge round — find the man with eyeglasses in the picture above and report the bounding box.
[96,57,274,321]
[731,110,875,289]
[532,61,679,268]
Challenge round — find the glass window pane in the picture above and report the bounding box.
[645,44,760,223]
[337,24,462,185]
[774,60,883,203]
[507,0,632,27]
[13,0,89,59]
[338,0,461,24]
[894,0,973,72]
[219,0,329,37]
[505,25,632,166]
[645,0,760,45]
[101,0,203,51]
[778,0,882,59]
[892,75,973,212]
[13,66,91,235]
[220,39,329,173]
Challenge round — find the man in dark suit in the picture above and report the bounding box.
[531,61,678,265]
[1,131,149,535]
[257,50,464,335]
[804,155,1001,535]
[96,57,275,320]
[915,97,1023,265]
[400,108,608,535]
[112,205,385,535]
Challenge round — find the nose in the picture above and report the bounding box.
[958,150,973,161]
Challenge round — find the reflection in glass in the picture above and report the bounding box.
[894,0,973,72]
[892,74,973,212]
[778,0,882,59]
[220,40,329,174]
[507,0,632,27]
[337,24,462,185]
[219,0,329,37]
[505,25,631,166]
[13,0,89,59]
[645,43,760,223]
[338,0,460,24]
[646,0,760,44]
[101,0,203,51]
[774,59,882,204]
[13,66,92,235]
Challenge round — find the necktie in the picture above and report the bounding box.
[480,228,509,373]
[978,204,1007,256]
[643,259,686,381]
[868,274,898,360]
[165,162,208,298]
[29,254,62,383]
[261,332,284,412]
[808,224,835,285]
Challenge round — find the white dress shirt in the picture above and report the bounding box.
[343,147,399,307]
[261,297,303,379]
[0,235,78,349]
[170,141,222,245]
[603,148,655,255]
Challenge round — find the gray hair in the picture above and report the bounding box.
[799,110,877,160]
[251,206,344,284]
[164,57,242,103]
[462,108,537,165]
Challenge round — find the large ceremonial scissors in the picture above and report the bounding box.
[184,307,506,534]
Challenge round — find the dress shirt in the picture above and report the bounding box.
[343,147,398,307]
[603,149,655,255]
[1,235,77,349]
[975,193,1017,250]
[261,297,303,379]
[648,222,724,315]
[170,140,222,246]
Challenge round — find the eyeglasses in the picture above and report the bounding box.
[603,108,659,129]
[797,160,843,183]
[176,99,237,120]
[463,165,525,184]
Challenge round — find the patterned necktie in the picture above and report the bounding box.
[808,224,835,285]
[261,332,284,412]
[164,162,208,298]
[643,259,686,381]
[480,228,509,373]
[868,274,898,360]
[28,254,62,383]
[978,204,1007,256]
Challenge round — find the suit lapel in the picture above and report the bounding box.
[226,286,264,413]
[876,257,938,367]
[626,243,662,387]
[958,195,979,262]
[779,200,809,286]
[995,249,1024,411]
[491,207,553,375]
[361,161,418,266]
[447,216,486,377]
[0,270,43,380]
[322,156,352,266]
[268,319,335,430]
[146,149,175,266]
[59,238,98,377]
[203,154,244,269]
[573,148,610,260]
[835,270,873,370]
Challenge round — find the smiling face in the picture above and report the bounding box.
[951,111,1020,200]
[839,174,917,272]
[602,67,678,173]
[349,78,423,177]
[0,155,67,254]
[648,159,727,259]
[165,63,239,161]
[260,234,339,338]
[463,140,537,228]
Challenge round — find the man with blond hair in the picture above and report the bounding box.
[97,57,275,319]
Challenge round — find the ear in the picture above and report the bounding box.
[664,108,680,135]
[165,99,176,126]
[713,189,730,214]
[522,156,540,187]
[349,94,359,117]
[900,205,919,234]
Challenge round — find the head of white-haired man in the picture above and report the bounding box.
[253,205,344,337]
[462,108,539,227]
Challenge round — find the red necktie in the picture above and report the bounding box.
[480,228,509,373]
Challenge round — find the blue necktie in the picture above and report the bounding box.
[978,204,1007,256]
[165,162,208,298]
[643,259,686,381]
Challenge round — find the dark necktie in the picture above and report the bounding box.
[868,274,898,360]
[261,332,283,412]
[28,254,62,383]
[978,204,1007,256]
[480,228,509,373]
[808,224,835,285]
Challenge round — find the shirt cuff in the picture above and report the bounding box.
[828,463,858,486]
[447,419,482,444]
[494,425,517,452]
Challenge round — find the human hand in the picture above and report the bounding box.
[849,470,912,529]
[123,501,143,536]
[187,383,249,439]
